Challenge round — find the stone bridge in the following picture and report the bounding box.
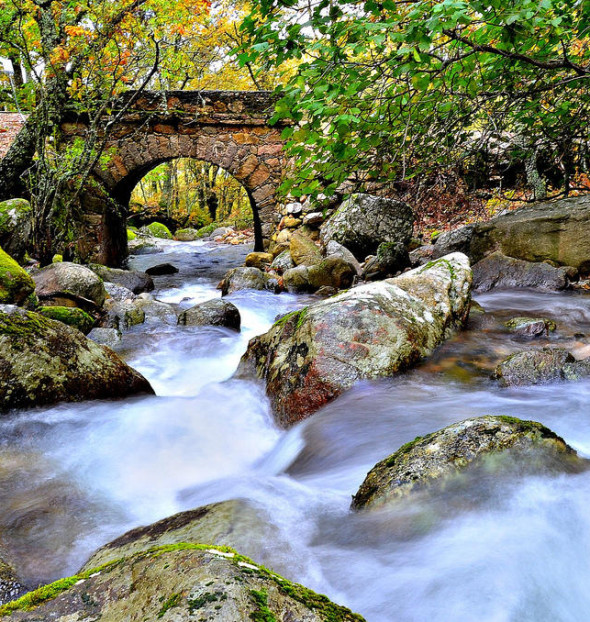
[60,90,286,264]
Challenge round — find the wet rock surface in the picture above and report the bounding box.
[0,306,153,412]
[352,416,586,509]
[2,546,365,621]
[178,299,241,330]
[238,253,472,426]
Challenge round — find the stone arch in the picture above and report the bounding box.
[61,91,286,265]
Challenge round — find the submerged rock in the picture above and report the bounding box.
[0,247,35,306]
[90,264,154,294]
[320,193,414,261]
[0,199,32,263]
[505,316,556,338]
[33,262,107,308]
[237,253,472,426]
[0,545,365,621]
[472,252,571,292]
[219,267,269,296]
[494,347,590,386]
[178,299,241,330]
[0,307,153,412]
[352,416,585,510]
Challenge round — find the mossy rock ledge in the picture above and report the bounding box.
[236,253,472,427]
[352,416,587,510]
[0,544,365,621]
[0,247,35,306]
[0,306,153,413]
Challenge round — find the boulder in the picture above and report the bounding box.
[472,252,571,292]
[144,222,172,239]
[219,267,269,296]
[320,194,414,260]
[471,194,590,270]
[325,240,362,275]
[303,211,325,226]
[145,263,179,276]
[178,299,241,331]
[0,546,365,621]
[307,256,357,291]
[81,500,278,572]
[432,225,476,259]
[102,300,146,329]
[505,317,556,337]
[90,264,154,294]
[127,239,162,255]
[286,201,303,215]
[0,307,153,412]
[0,199,32,262]
[104,282,136,302]
[0,247,35,306]
[270,250,295,274]
[211,226,233,238]
[37,306,95,334]
[374,241,411,276]
[133,295,177,325]
[245,252,273,270]
[33,262,107,308]
[352,416,585,510]
[87,327,123,347]
[289,232,322,267]
[494,347,590,386]
[174,228,200,241]
[237,253,472,426]
[282,265,312,293]
[409,244,435,267]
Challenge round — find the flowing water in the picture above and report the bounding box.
[2,239,590,621]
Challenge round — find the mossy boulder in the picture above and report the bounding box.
[126,228,137,242]
[494,347,590,387]
[144,222,172,239]
[0,247,35,306]
[352,416,586,509]
[0,306,153,413]
[174,228,200,241]
[0,199,32,263]
[237,253,472,426]
[0,545,365,621]
[270,250,295,274]
[178,299,241,330]
[37,306,95,334]
[33,262,107,308]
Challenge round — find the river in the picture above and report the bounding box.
[1,239,590,621]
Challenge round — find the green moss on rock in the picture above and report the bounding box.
[146,222,172,239]
[37,306,95,334]
[0,247,35,306]
[126,229,137,241]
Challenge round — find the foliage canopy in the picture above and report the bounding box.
[241,0,590,198]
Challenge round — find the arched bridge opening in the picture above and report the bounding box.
[61,90,286,265]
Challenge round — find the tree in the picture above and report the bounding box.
[241,0,590,200]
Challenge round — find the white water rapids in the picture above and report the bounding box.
[1,239,590,621]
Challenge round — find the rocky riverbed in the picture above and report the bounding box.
[1,237,590,620]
